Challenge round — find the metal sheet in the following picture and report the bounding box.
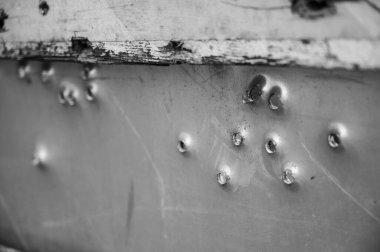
[0,61,379,252]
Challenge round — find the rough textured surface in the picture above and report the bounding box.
[1,39,380,69]
[1,0,380,41]
[1,0,380,68]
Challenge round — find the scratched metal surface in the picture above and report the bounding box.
[0,61,380,252]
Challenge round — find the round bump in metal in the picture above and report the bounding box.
[217,165,231,186]
[85,83,98,102]
[267,86,284,111]
[41,62,54,83]
[281,169,295,185]
[265,139,277,154]
[232,132,244,146]
[327,122,347,149]
[32,155,42,167]
[177,140,187,153]
[32,145,48,168]
[264,133,281,155]
[268,93,282,110]
[242,74,266,104]
[81,63,96,80]
[58,85,78,106]
[327,132,341,148]
[281,162,298,185]
[177,133,192,153]
[18,60,31,82]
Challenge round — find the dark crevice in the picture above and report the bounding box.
[162,40,192,53]
[0,9,9,32]
[39,1,50,16]
[70,36,92,53]
[290,0,336,19]
[306,0,330,11]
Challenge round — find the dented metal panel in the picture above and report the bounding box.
[0,61,380,252]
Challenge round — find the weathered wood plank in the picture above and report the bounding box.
[1,39,380,70]
[1,0,380,68]
[1,0,380,41]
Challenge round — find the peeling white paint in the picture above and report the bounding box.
[1,40,380,69]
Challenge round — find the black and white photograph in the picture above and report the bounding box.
[0,0,379,251]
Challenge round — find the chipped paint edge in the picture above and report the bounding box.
[1,40,380,70]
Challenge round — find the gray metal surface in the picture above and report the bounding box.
[0,61,380,252]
